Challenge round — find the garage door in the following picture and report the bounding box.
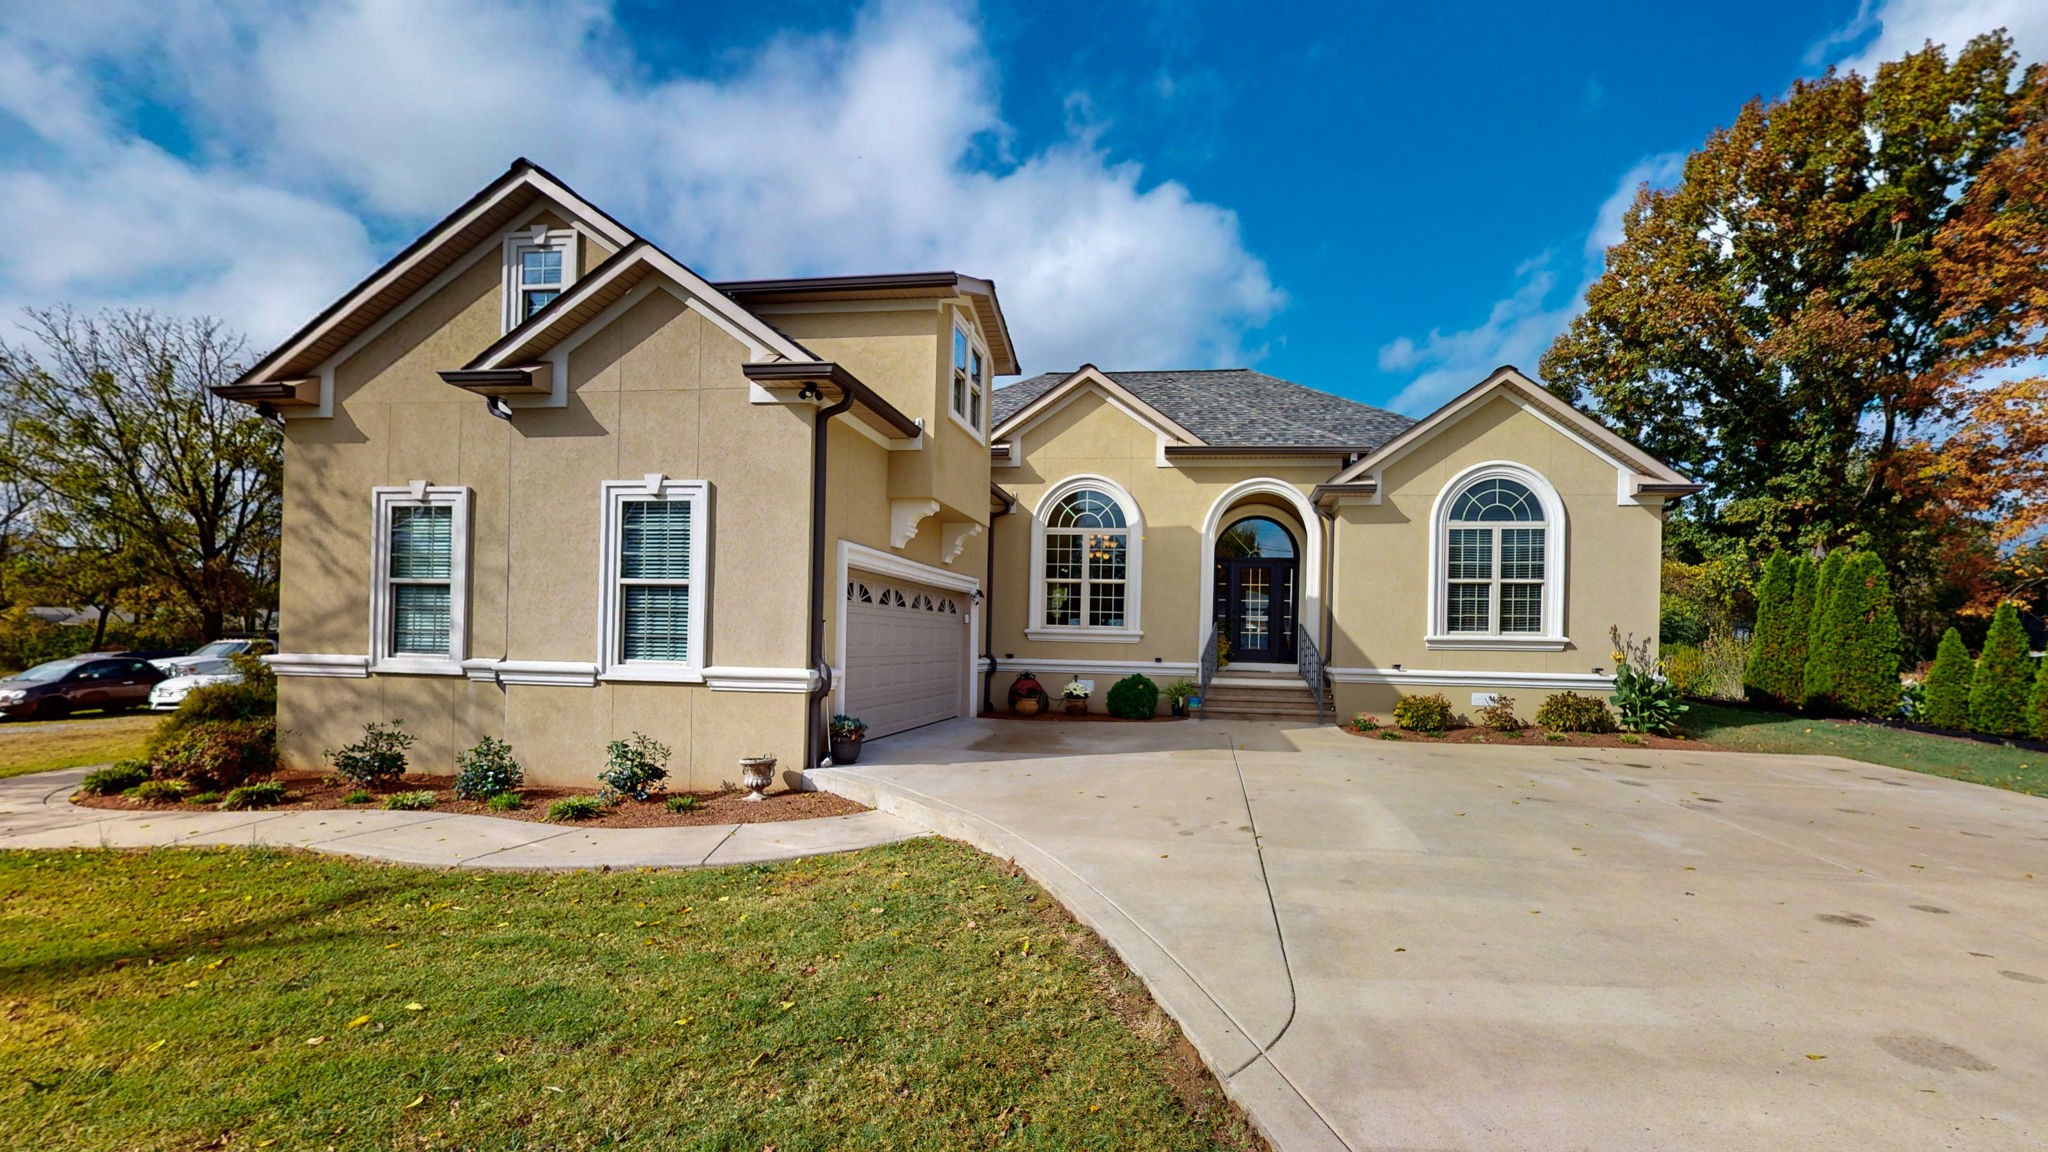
[844,574,968,738]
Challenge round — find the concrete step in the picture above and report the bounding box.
[1198,703,1328,721]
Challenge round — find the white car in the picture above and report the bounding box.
[148,659,242,710]
[152,639,260,676]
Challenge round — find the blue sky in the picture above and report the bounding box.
[0,0,2041,414]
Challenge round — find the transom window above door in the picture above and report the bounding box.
[1217,516,1296,559]
[1431,469,1564,647]
[1029,479,1144,642]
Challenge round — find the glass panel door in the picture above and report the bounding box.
[1236,567,1272,658]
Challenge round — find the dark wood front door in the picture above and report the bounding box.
[1215,559,1296,663]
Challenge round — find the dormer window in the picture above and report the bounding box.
[502,227,579,330]
[950,319,988,438]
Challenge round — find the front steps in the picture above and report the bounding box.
[1197,670,1329,722]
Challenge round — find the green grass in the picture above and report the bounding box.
[0,841,1257,1151]
[1686,702,2048,797]
[0,714,161,779]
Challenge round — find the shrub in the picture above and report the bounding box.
[1392,693,1454,733]
[1475,695,1523,732]
[2029,654,2048,742]
[1610,628,1686,735]
[453,737,523,800]
[1105,674,1160,720]
[1971,601,2033,738]
[188,791,222,805]
[150,652,277,754]
[1348,712,1380,732]
[383,790,436,811]
[486,792,525,813]
[1543,731,1569,742]
[1896,680,1925,721]
[127,779,191,803]
[1743,551,1802,707]
[1920,627,1975,730]
[342,790,372,805]
[219,781,289,811]
[79,760,150,796]
[1669,631,1750,700]
[546,795,605,822]
[1536,692,1616,734]
[1378,730,1403,741]
[324,721,415,789]
[1826,553,1901,718]
[1618,733,1643,745]
[151,719,278,791]
[598,733,671,802]
[1802,550,1850,711]
[665,794,700,813]
[1164,679,1199,702]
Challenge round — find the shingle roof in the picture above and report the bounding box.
[992,368,1414,450]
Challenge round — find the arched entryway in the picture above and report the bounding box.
[1213,515,1299,664]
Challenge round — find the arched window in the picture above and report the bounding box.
[1435,470,1562,641]
[1217,516,1296,559]
[1030,479,1143,640]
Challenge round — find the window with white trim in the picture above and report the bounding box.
[502,227,580,330]
[1043,489,1129,628]
[1443,477,1549,635]
[950,321,988,435]
[371,486,471,672]
[599,479,708,680]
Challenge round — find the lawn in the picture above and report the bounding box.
[0,840,1261,1152]
[1686,702,2048,797]
[0,713,161,780]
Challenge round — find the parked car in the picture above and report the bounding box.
[0,655,168,720]
[148,658,243,711]
[151,639,266,676]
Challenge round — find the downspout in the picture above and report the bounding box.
[805,384,856,770]
[981,493,1015,712]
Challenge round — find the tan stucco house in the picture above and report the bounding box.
[218,159,1698,788]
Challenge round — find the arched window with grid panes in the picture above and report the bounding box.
[1434,470,1564,642]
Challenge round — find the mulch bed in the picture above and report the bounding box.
[1344,723,1713,751]
[71,769,869,827]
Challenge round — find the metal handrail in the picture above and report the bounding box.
[1297,622,1331,726]
[1198,620,1220,713]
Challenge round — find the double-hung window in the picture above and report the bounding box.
[371,486,471,673]
[950,321,988,436]
[1440,475,1554,639]
[599,479,708,681]
[502,228,579,329]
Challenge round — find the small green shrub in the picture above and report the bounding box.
[79,760,150,796]
[598,733,670,802]
[453,736,523,800]
[150,651,277,754]
[324,720,415,788]
[1543,731,1569,743]
[1971,602,2033,737]
[187,791,222,806]
[665,794,700,813]
[546,795,605,823]
[2028,654,2048,741]
[127,779,191,803]
[1392,693,1454,733]
[485,792,525,812]
[1105,674,1160,720]
[1618,732,1644,745]
[1164,679,1199,702]
[1349,712,1380,732]
[382,790,436,811]
[1918,627,1974,729]
[1535,692,1617,734]
[1378,730,1403,741]
[341,790,373,805]
[1476,695,1523,732]
[1610,628,1687,735]
[218,782,289,811]
[150,719,278,791]
[1895,679,1926,721]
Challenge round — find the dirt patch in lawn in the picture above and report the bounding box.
[1343,723,1717,751]
[71,769,868,826]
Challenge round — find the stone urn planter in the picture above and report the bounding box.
[1063,697,1088,716]
[739,755,777,801]
[1014,695,1041,717]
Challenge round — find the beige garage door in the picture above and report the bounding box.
[844,574,967,738]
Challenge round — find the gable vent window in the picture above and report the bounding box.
[502,228,580,331]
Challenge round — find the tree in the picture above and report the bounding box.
[1541,34,2027,641]
[0,309,280,639]
[1788,553,1817,695]
[1829,552,1902,718]
[1743,551,1801,706]
[1921,627,1976,730]
[1804,550,1849,711]
[1969,601,2032,737]
[2027,647,2048,741]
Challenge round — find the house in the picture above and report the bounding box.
[216,159,1696,788]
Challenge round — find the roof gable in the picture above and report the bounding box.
[994,368,1412,450]
[991,365,1206,447]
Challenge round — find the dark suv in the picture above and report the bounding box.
[0,655,168,720]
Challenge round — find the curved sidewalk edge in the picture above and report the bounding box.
[809,764,1350,1152]
[0,767,926,870]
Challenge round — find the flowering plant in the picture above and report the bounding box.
[1061,679,1092,700]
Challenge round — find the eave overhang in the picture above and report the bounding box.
[742,361,923,441]
[716,271,1020,376]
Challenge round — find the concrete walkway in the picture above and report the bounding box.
[815,717,2048,1152]
[0,767,924,869]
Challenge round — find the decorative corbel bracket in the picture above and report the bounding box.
[939,521,982,565]
[890,498,941,549]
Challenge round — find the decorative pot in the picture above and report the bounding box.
[829,736,863,765]
[1014,696,1041,717]
[738,756,777,801]
[1170,698,1187,718]
[1064,699,1088,716]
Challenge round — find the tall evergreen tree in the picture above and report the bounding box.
[2027,649,2048,741]
[1831,553,1902,717]
[1970,601,2032,737]
[1744,551,1799,706]
[1803,550,1849,711]
[1787,554,1817,698]
[1921,627,1976,730]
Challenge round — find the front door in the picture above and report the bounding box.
[1217,559,1296,664]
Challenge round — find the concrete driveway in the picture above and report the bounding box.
[815,718,2048,1152]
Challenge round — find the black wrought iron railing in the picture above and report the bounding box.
[1198,620,1220,714]
[1296,622,1331,726]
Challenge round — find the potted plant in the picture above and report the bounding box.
[1061,679,1091,716]
[828,714,867,764]
[738,754,777,801]
[1164,679,1199,718]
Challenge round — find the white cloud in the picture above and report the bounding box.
[1815,0,2048,78]
[0,0,1280,374]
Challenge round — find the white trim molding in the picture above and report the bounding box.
[369,484,472,677]
[499,660,601,687]
[890,499,941,549]
[990,658,1198,678]
[1425,461,1568,650]
[835,540,982,721]
[704,666,821,693]
[1027,474,1145,644]
[265,653,370,678]
[1197,478,1322,656]
[1327,666,1616,692]
[597,477,709,683]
